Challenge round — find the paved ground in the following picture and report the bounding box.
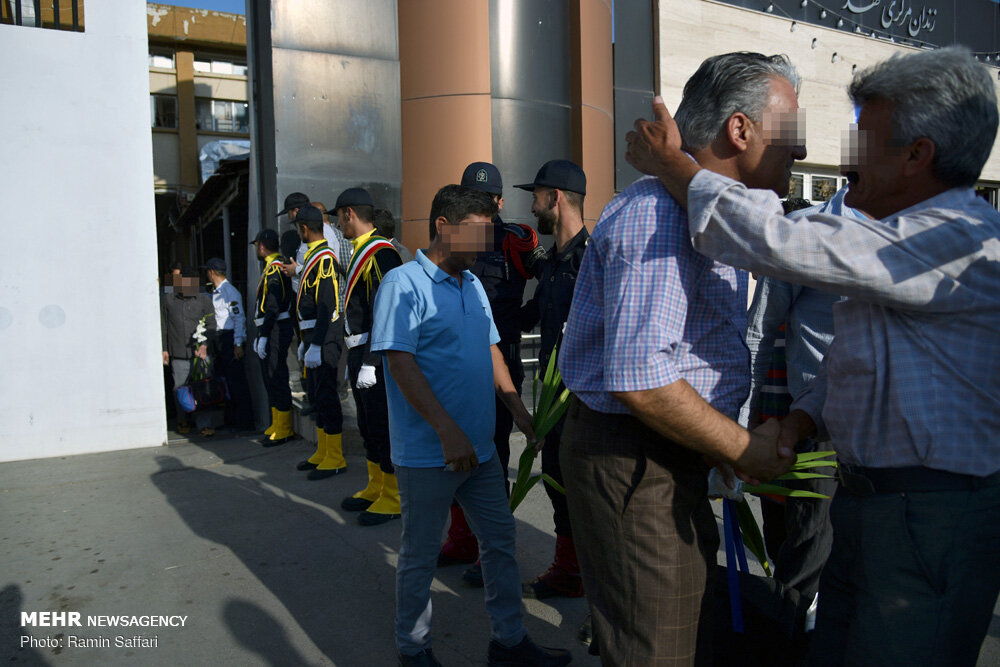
[2,425,998,666]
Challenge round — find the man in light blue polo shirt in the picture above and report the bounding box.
[371,185,571,667]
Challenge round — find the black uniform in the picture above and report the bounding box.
[254,253,294,412]
[471,217,545,488]
[520,226,589,535]
[296,240,344,436]
[345,234,402,475]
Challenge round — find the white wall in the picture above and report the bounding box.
[659,0,1000,183]
[0,1,167,462]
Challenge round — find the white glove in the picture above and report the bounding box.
[304,344,322,369]
[255,337,268,359]
[707,466,745,500]
[297,341,305,361]
[356,364,378,389]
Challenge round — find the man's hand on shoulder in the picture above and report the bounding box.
[625,97,700,208]
[734,418,797,486]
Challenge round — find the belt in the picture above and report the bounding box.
[838,463,1000,496]
[298,318,316,329]
[253,312,291,326]
[345,332,369,349]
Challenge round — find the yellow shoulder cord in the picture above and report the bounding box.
[312,256,339,318]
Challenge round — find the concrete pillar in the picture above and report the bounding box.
[174,49,199,193]
[571,0,615,227]
[398,0,493,251]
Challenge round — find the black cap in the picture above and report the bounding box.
[277,192,311,216]
[514,159,586,195]
[250,228,279,245]
[461,162,503,195]
[295,204,324,224]
[205,257,227,273]
[334,187,374,212]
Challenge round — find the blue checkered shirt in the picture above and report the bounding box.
[559,176,750,417]
[688,169,1000,476]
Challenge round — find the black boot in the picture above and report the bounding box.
[487,635,572,666]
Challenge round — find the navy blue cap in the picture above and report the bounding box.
[295,204,324,224]
[514,160,586,195]
[335,187,375,211]
[277,192,310,216]
[205,257,227,273]
[461,162,503,195]
[250,228,279,245]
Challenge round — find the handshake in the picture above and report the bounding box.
[728,410,816,487]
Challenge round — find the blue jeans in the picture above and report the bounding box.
[395,455,526,655]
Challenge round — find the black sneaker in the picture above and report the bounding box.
[487,635,572,666]
[398,648,442,666]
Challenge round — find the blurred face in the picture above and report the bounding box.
[743,77,807,196]
[841,99,909,219]
[177,276,200,296]
[530,188,558,235]
[440,213,492,268]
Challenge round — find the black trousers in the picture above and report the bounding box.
[305,337,343,435]
[347,346,393,475]
[541,417,572,536]
[259,320,293,412]
[216,331,254,429]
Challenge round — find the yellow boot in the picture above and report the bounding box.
[263,407,277,437]
[296,427,326,471]
[358,471,401,526]
[342,460,383,511]
[265,409,296,447]
[308,431,346,480]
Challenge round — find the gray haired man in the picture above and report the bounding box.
[627,46,1000,666]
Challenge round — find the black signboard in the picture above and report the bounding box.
[709,0,999,56]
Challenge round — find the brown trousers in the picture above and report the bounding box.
[560,397,719,666]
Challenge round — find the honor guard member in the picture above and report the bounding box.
[335,188,404,526]
[292,204,347,480]
[438,162,546,586]
[515,160,589,599]
[276,192,312,292]
[206,258,254,431]
[251,229,296,445]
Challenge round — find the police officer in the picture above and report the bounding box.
[335,188,404,526]
[206,257,254,431]
[437,162,546,584]
[250,229,296,445]
[291,205,347,480]
[515,160,589,599]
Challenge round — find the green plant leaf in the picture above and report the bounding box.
[745,483,831,499]
[794,451,838,463]
[509,474,542,512]
[540,473,565,495]
[791,460,840,470]
[733,500,771,577]
[775,471,837,481]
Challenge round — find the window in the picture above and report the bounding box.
[195,99,249,134]
[149,50,174,69]
[193,58,247,76]
[788,174,804,200]
[1,0,84,31]
[811,176,839,203]
[151,95,178,129]
[790,172,846,205]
